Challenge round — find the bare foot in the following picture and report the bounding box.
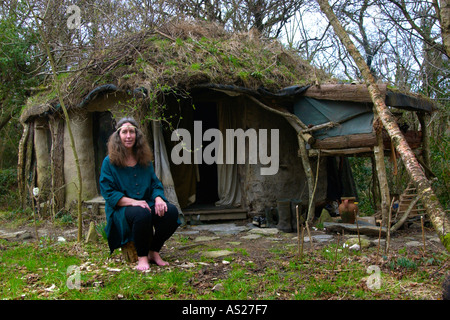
[148,251,169,266]
[136,256,150,271]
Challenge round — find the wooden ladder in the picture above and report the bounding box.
[395,181,426,222]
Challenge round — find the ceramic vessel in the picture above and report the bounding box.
[339,197,358,224]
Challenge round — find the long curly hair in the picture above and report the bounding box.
[107,117,153,167]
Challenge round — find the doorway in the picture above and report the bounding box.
[93,111,115,193]
[193,102,219,205]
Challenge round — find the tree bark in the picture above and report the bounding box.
[318,0,450,252]
[374,123,391,226]
[439,0,450,57]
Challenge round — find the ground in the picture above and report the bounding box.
[1,216,449,300]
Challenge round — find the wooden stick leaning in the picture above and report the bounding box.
[296,205,301,259]
[421,216,426,256]
[305,221,314,251]
[385,197,395,255]
[377,220,383,263]
[300,226,305,261]
[332,233,340,272]
[355,210,362,252]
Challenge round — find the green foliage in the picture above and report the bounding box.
[0,7,40,108]
[429,133,449,210]
[0,5,41,169]
[0,169,20,210]
[389,256,418,271]
[348,157,375,215]
[0,168,16,194]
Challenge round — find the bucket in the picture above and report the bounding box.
[276,199,293,232]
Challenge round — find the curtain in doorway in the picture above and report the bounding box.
[152,121,185,223]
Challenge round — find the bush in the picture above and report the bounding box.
[0,168,20,210]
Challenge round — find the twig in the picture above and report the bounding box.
[332,233,340,272]
[296,205,301,259]
[155,29,176,41]
[307,151,321,223]
[421,215,426,256]
[385,197,395,255]
[355,210,362,252]
[377,220,383,263]
[300,226,305,261]
[27,186,39,241]
[305,221,314,251]
[300,121,338,133]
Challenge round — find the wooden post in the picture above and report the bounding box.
[121,242,138,263]
[417,112,431,170]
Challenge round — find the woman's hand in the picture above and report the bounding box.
[117,197,151,212]
[117,196,167,216]
[154,196,168,217]
[132,199,152,212]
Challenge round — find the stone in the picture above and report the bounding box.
[0,230,28,240]
[241,234,262,240]
[303,234,334,243]
[318,209,333,224]
[202,250,235,258]
[344,237,371,249]
[248,228,279,235]
[194,236,220,242]
[323,222,386,236]
[405,240,423,247]
[192,223,248,235]
[176,230,200,236]
[85,222,98,243]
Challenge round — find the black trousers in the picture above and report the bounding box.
[124,202,179,256]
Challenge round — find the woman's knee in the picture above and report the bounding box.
[165,203,179,221]
[125,206,151,224]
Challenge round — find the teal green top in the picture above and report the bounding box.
[99,155,167,253]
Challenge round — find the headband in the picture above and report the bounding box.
[116,124,137,133]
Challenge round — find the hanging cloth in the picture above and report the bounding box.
[215,104,241,207]
[152,121,185,224]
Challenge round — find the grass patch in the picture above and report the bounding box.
[0,224,447,300]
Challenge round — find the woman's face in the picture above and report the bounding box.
[119,122,136,150]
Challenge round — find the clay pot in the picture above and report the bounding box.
[339,197,358,224]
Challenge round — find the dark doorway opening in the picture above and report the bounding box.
[193,102,219,205]
[93,111,115,193]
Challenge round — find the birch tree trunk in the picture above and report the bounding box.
[317,0,450,252]
[373,120,391,226]
[440,0,450,57]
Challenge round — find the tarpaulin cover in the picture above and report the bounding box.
[293,97,374,140]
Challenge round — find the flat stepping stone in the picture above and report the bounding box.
[304,234,334,243]
[202,250,235,258]
[192,223,248,235]
[194,236,220,242]
[323,222,386,236]
[248,228,279,235]
[241,234,262,240]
